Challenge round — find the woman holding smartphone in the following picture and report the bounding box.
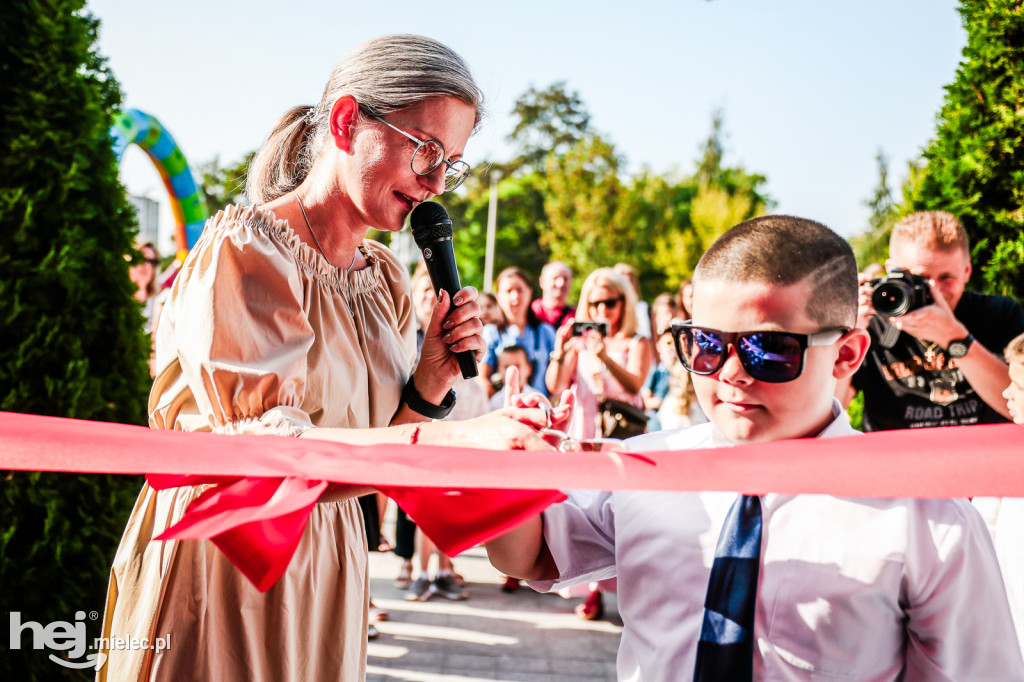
[546,267,652,440]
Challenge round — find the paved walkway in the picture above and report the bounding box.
[366,515,622,681]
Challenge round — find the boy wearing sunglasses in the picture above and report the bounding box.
[486,215,1021,680]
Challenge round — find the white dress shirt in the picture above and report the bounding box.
[973,496,1024,655]
[532,403,1023,681]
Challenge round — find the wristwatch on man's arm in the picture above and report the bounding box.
[947,333,975,358]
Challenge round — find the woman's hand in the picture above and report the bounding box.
[502,365,574,444]
[553,320,580,357]
[583,329,606,361]
[420,411,555,451]
[415,287,484,401]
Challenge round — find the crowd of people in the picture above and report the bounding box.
[106,32,1024,682]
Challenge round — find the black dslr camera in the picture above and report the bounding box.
[869,269,934,317]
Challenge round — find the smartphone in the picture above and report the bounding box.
[572,320,608,337]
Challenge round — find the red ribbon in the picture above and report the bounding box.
[3,410,1022,591]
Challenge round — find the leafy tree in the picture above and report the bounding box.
[434,82,594,290]
[0,2,148,678]
[906,0,1024,298]
[442,167,550,290]
[507,81,592,174]
[695,109,726,185]
[649,114,769,291]
[447,90,770,306]
[851,149,899,269]
[539,133,629,285]
[197,151,253,215]
[616,170,697,298]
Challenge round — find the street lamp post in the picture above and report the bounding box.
[483,171,501,293]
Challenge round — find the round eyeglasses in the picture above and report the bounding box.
[370,114,471,192]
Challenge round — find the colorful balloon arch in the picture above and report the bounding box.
[111,109,208,256]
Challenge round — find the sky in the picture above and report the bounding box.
[90,0,967,255]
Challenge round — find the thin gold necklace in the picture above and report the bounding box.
[295,192,357,315]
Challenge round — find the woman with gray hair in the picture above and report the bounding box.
[99,35,556,681]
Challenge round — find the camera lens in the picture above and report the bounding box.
[872,280,913,316]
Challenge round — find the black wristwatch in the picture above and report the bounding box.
[402,376,456,420]
[947,333,975,358]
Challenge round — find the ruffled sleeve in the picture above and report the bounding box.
[149,206,316,436]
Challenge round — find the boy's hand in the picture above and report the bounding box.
[502,365,523,408]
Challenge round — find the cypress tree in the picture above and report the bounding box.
[1,1,150,677]
[908,0,1024,298]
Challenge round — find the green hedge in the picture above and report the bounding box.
[907,0,1024,299]
[1,2,152,679]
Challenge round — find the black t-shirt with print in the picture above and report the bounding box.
[853,289,1024,431]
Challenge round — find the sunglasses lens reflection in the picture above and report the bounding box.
[739,332,803,382]
[677,327,805,382]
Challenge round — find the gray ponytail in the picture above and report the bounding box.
[244,106,316,205]
[246,34,484,205]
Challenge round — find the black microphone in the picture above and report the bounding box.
[409,201,478,379]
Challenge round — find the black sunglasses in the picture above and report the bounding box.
[670,321,848,383]
[588,297,622,309]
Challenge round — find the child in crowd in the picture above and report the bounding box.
[641,330,674,431]
[488,344,540,412]
[1003,332,1024,425]
[486,215,1022,680]
[974,331,1024,654]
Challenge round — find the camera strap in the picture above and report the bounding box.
[874,317,901,349]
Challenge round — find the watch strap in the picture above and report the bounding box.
[948,333,975,357]
[402,376,456,420]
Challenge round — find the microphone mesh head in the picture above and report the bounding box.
[410,201,453,246]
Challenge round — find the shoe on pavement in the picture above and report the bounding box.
[575,589,604,621]
[367,623,379,640]
[430,573,468,601]
[501,576,521,593]
[393,562,412,590]
[403,576,432,602]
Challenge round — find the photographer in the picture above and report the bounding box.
[839,211,1024,430]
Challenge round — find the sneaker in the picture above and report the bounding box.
[367,623,379,640]
[430,573,468,601]
[403,576,432,602]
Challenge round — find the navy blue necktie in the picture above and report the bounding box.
[694,494,762,682]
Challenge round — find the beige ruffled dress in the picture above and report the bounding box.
[97,205,416,681]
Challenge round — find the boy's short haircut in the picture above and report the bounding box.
[499,344,531,361]
[498,344,533,380]
[1005,332,1024,365]
[694,215,858,328]
[889,210,970,255]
